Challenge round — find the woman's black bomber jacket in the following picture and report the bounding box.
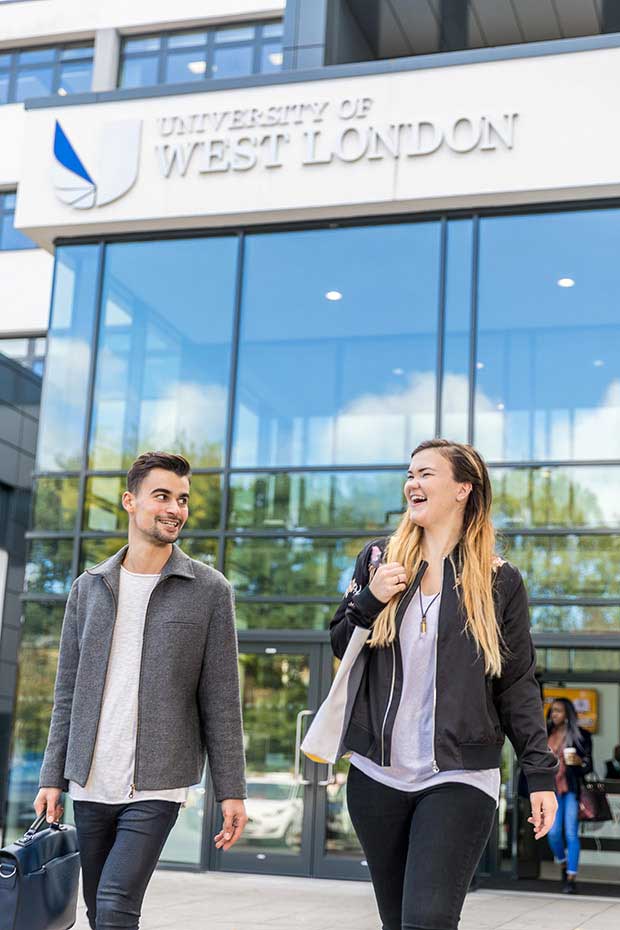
[329,537,559,794]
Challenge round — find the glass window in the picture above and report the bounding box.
[260,44,284,72]
[25,539,74,595]
[0,44,93,104]
[32,478,80,531]
[84,473,221,532]
[229,471,405,530]
[80,537,125,571]
[235,602,333,630]
[0,72,10,105]
[118,22,282,88]
[492,466,620,529]
[57,60,93,95]
[160,772,206,865]
[123,37,162,53]
[225,536,368,597]
[119,56,160,89]
[5,603,66,841]
[18,48,55,65]
[505,534,620,599]
[233,224,442,468]
[531,605,620,634]
[15,67,54,101]
[212,45,254,79]
[60,45,93,61]
[88,238,238,470]
[164,50,208,84]
[476,210,620,461]
[262,23,284,39]
[83,476,129,532]
[441,219,473,442]
[0,191,36,251]
[36,245,100,471]
[215,26,256,43]
[167,32,208,49]
[175,537,218,567]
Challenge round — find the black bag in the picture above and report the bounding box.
[578,779,614,824]
[0,814,80,930]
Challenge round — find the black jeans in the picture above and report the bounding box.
[347,765,496,930]
[73,799,180,930]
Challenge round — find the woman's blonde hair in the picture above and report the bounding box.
[369,439,503,677]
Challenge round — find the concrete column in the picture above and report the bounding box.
[282,0,330,70]
[91,28,121,92]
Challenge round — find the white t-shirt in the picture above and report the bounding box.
[350,588,500,804]
[69,566,189,805]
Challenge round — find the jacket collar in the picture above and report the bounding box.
[86,543,196,582]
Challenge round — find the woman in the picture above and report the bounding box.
[546,697,593,894]
[330,440,558,930]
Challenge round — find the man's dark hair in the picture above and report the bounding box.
[126,452,192,495]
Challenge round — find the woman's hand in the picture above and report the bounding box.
[528,791,558,839]
[368,562,408,604]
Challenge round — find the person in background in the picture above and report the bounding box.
[605,745,620,780]
[546,697,593,894]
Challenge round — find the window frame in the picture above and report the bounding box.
[0,41,94,104]
[117,20,283,89]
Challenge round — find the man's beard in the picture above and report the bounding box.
[142,520,181,545]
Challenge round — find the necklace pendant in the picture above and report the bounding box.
[420,615,427,635]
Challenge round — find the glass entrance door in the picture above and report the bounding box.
[211,639,369,879]
[214,640,321,876]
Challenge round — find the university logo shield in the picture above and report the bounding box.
[52,119,142,209]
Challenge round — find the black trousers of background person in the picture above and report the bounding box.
[73,799,181,930]
[346,765,496,930]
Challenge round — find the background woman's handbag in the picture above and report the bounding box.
[578,778,613,824]
[0,813,80,930]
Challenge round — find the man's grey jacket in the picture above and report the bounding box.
[39,544,247,803]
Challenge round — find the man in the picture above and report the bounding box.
[605,745,620,780]
[35,451,247,930]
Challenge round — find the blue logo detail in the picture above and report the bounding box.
[52,119,141,210]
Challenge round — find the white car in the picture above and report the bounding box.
[244,775,303,846]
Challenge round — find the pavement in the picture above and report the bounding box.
[72,870,620,930]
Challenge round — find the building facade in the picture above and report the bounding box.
[1,0,619,891]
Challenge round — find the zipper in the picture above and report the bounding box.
[82,576,119,787]
[430,558,446,774]
[380,643,396,765]
[130,576,165,797]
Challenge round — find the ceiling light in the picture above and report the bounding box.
[188,60,207,75]
[57,87,67,96]
[325,290,342,301]
[593,359,605,367]
[269,52,283,66]
[557,277,575,288]
[392,368,404,376]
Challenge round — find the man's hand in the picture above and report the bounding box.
[214,798,248,851]
[34,788,64,824]
[528,791,558,840]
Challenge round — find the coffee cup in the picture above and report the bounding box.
[563,747,578,765]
